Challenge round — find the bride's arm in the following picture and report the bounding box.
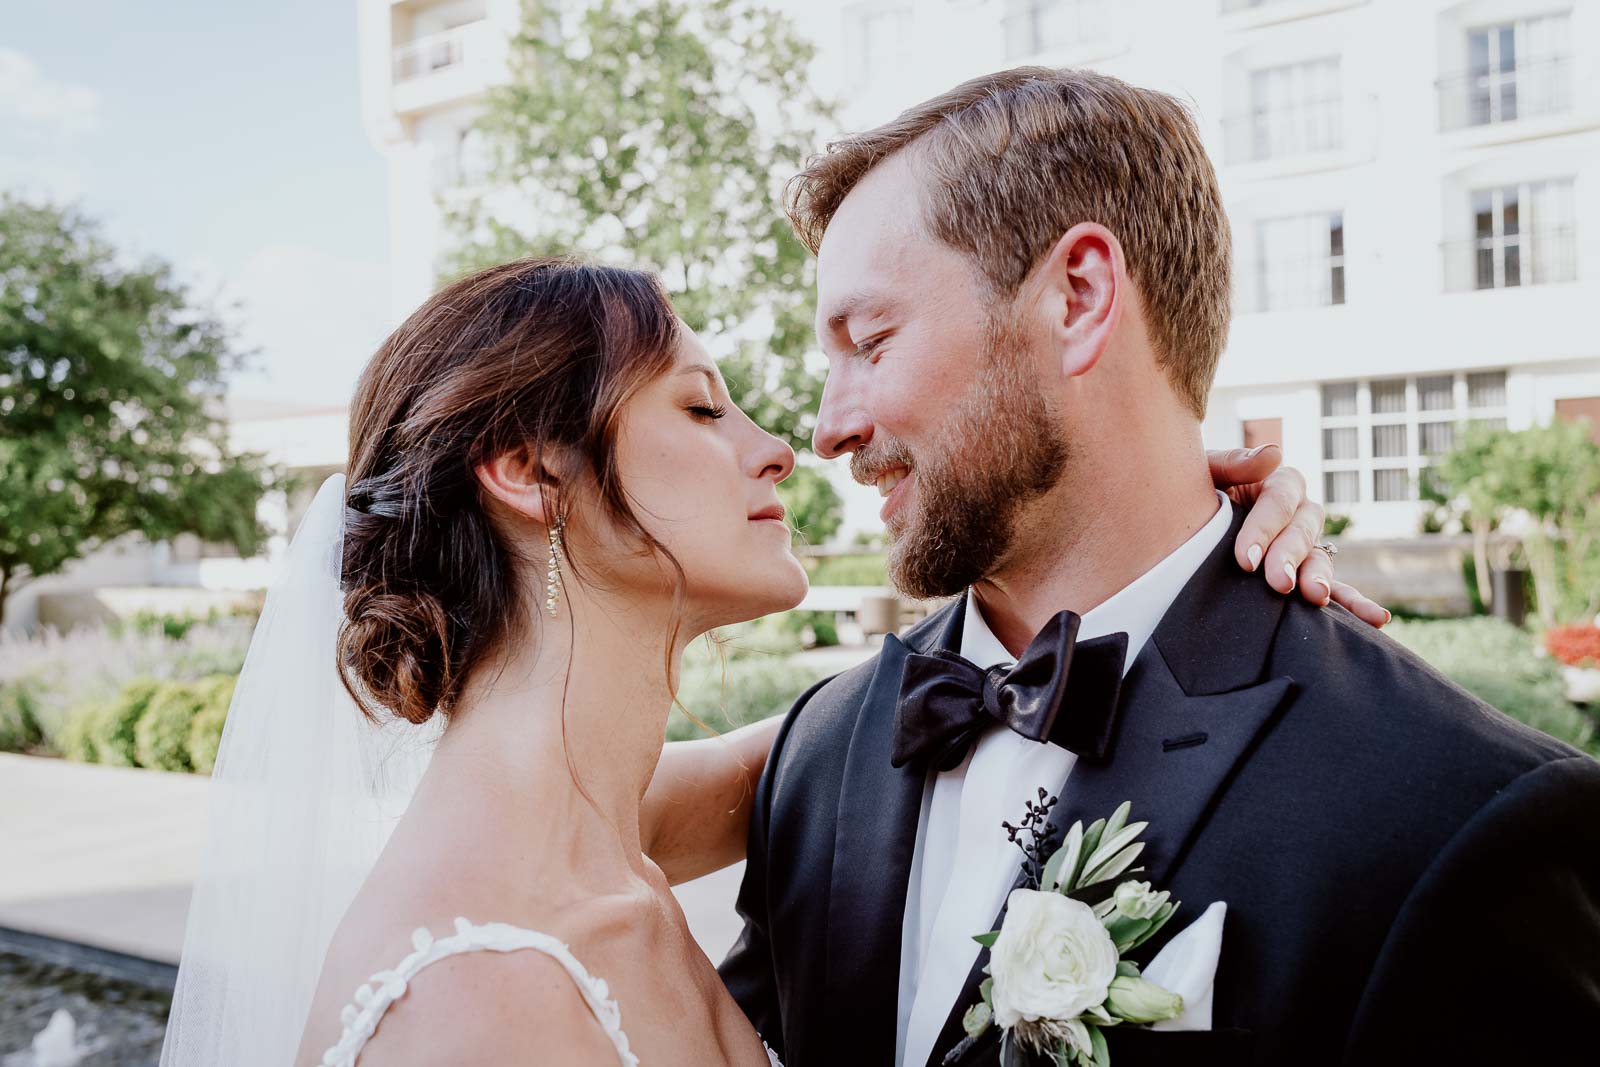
[641,714,784,885]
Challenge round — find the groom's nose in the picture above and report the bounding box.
[813,374,874,459]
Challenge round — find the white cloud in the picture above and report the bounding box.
[219,244,394,410]
[0,48,101,136]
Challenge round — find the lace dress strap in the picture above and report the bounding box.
[320,917,638,1067]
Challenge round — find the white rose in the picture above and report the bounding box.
[1112,879,1168,921]
[989,888,1119,1030]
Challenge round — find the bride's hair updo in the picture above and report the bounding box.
[337,257,681,725]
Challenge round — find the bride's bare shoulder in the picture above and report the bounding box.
[342,946,621,1065]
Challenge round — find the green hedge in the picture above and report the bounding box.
[1386,618,1596,755]
[87,678,163,767]
[0,680,44,753]
[807,553,889,587]
[57,674,237,773]
[669,655,819,741]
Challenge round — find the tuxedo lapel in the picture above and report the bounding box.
[821,598,965,1064]
[930,506,1301,1066]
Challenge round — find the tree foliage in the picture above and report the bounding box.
[0,196,276,624]
[447,0,834,451]
[777,463,843,547]
[1426,419,1600,624]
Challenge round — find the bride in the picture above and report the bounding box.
[158,257,1362,1066]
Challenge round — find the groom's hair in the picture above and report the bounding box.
[787,67,1230,419]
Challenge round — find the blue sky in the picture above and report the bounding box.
[2,0,392,407]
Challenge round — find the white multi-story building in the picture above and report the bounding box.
[362,0,1597,542]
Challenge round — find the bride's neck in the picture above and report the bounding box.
[420,584,686,882]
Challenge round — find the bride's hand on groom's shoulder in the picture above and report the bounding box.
[1208,444,1392,629]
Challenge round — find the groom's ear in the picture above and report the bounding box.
[1034,222,1124,381]
[475,446,562,529]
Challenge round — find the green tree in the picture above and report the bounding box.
[1423,424,1509,610]
[447,0,833,451]
[1489,420,1600,624]
[0,197,276,626]
[778,463,843,547]
[1427,420,1600,624]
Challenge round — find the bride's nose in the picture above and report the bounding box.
[748,428,795,484]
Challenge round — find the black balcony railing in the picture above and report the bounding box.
[1442,227,1578,292]
[1222,97,1343,164]
[1437,54,1572,131]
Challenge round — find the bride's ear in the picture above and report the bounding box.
[475,446,562,529]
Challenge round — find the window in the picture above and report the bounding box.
[1251,211,1344,312]
[1469,180,1577,290]
[1319,372,1507,505]
[1003,0,1111,59]
[1239,58,1342,162]
[1460,13,1571,128]
[844,3,913,87]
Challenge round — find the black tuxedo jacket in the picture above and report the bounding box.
[720,505,1600,1066]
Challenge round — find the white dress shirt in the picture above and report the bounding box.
[895,492,1232,1067]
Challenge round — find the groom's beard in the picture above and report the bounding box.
[863,312,1068,600]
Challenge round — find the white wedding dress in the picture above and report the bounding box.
[318,916,783,1067]
[161,478,781,1067]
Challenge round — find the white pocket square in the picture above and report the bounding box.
[1141,899,1226,1032]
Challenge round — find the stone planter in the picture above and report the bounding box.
[1560,664,1600,704]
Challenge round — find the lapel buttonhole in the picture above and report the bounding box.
[1161,732,1209,752]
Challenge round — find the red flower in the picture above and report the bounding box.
[1543,624,1600,668]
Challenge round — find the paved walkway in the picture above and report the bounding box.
[0,642,885,970]
[0,753,747,966]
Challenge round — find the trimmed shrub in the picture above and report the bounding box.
[89,678,162,767]
[807,553,889,587]
[0,679,44,753]
[669,655,819,741]
[187,675,236,774]
[135,682,204,772]
[59,703,102,763]
[1387,618,1596,755]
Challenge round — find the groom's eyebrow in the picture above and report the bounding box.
[824,290,898,333]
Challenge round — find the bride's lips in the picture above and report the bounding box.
[749,503,787,529]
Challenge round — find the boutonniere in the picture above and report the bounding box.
[952,792,1184,1067]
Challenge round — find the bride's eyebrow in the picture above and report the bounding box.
[676,364,723,391]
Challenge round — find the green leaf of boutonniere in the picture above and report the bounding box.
[1070,817,1108,889]
[980,977,994,1007]
[1080,822,1149,885]
[1089,1022,1111,1067]
[1102,801,1132,843]
[973,930,1000,948]
[1042,819,1081,891]
[1116,960,1141,978]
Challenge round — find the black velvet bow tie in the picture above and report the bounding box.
[890,610,1129,771]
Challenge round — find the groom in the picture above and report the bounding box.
[720,67,1600,1065]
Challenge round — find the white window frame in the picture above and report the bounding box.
[1471,179,1577,290]
[1319,371,1508,505]
[1003,0,1113,59]
[1465,12,1571,127]
[1252,210,1345,312]
[1247,56,1342,161]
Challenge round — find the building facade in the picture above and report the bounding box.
[352,0,1600,544]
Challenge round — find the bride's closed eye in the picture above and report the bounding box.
[688,400,727,421]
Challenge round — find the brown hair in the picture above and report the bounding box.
[337,257,682,724]
[787,66,1231,418]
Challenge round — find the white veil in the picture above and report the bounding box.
[160,473,441,1066]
